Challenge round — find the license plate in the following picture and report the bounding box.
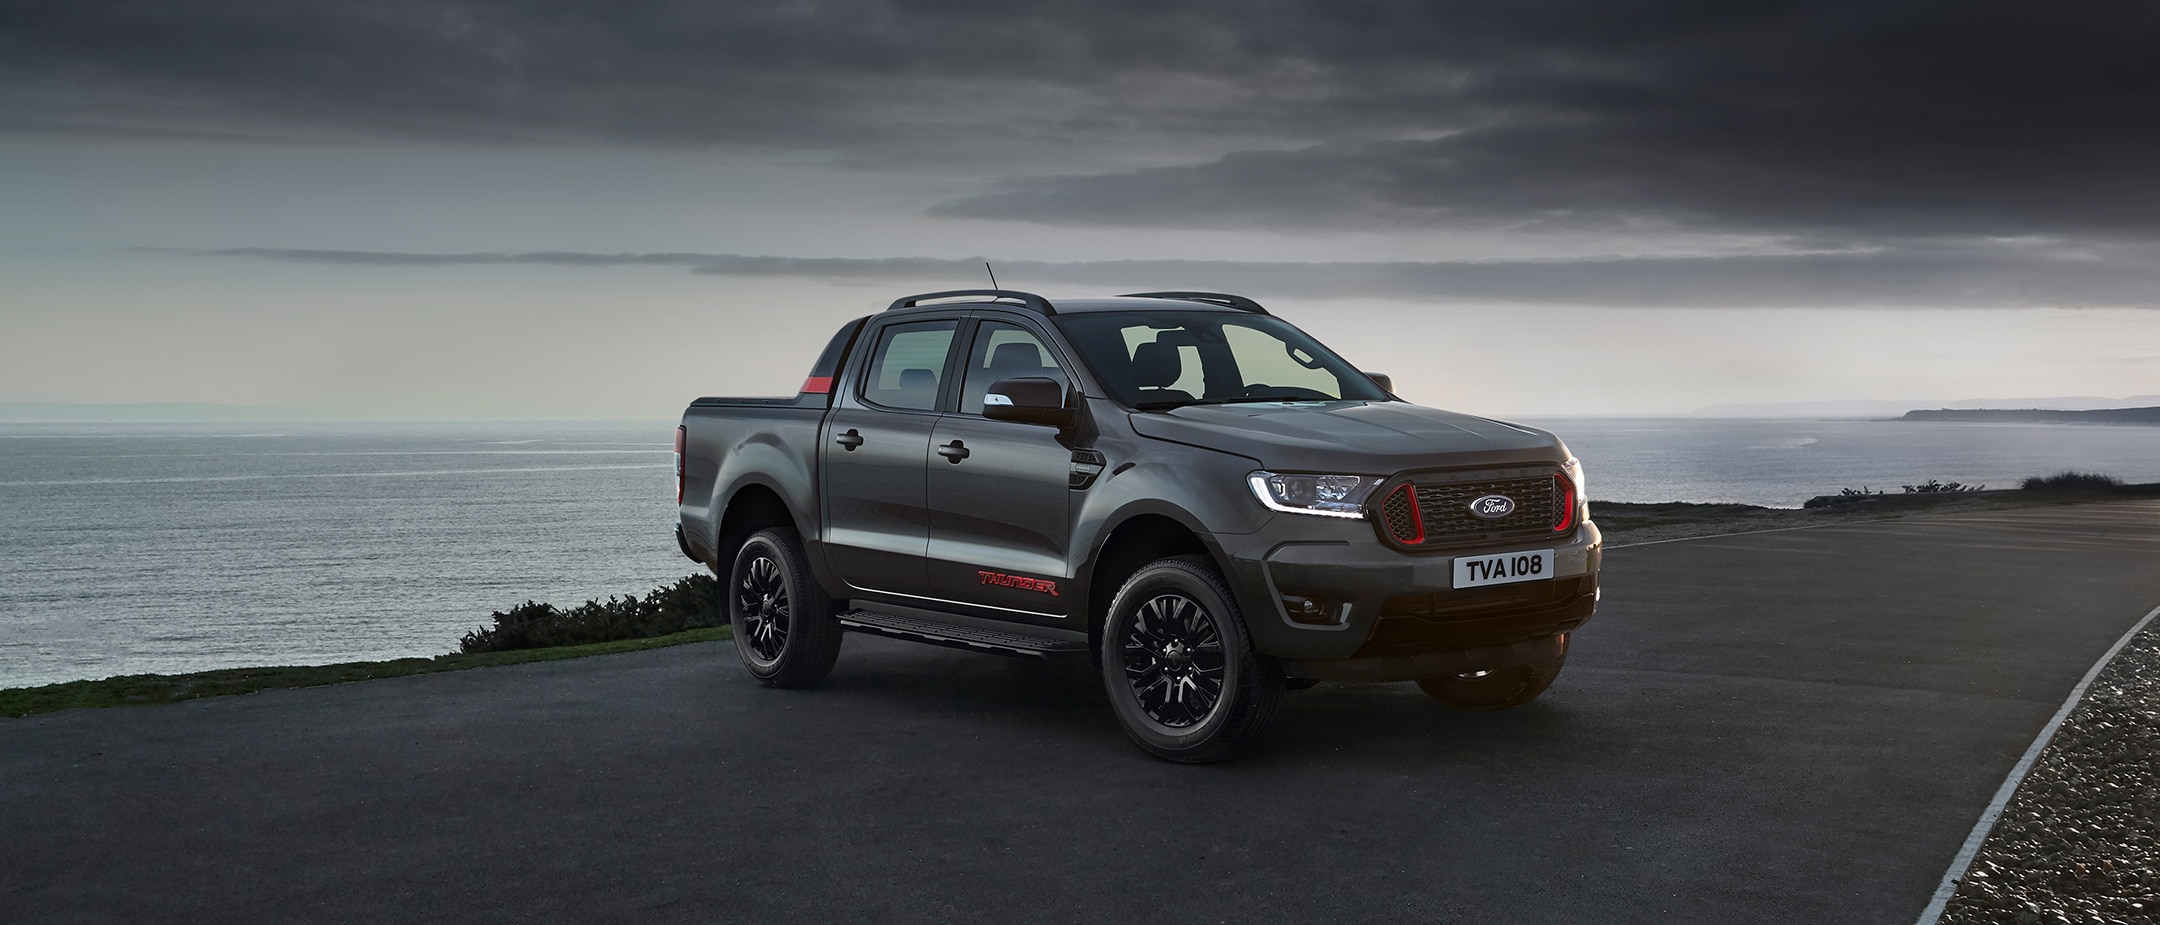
[1452,549,1555,589]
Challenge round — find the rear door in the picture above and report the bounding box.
[924,318,1078,622]
[819,317,961,598]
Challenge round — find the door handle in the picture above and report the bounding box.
[835,429,864,451]
[937,440,970,463]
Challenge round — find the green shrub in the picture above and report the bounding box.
[461,574,723,654]
[1902,478,1982,494]
[2022,471,2124,491]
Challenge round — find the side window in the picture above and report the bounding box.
[960,321,1068,415]
[860,320,959,412]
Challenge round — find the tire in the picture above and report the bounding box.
[1416,634,1569,710]
[1100,555,1284,763]
[727,527,843,688]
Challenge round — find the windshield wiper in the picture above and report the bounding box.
[1188,396,1333,406]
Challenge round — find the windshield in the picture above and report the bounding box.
[1053,311,1391,409]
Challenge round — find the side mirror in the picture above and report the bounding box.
[983,377,1074,427]
[1363,371,1394,393]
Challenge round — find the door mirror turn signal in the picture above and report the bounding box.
[983,377,1074,427]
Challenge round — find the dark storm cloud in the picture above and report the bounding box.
[928,5,2160,239]
[0,0,1319,151]
[12,1,2160,241]
[168,245,2160,310]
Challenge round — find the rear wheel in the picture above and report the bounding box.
[1416,635,1568,710]
[1101,556,1283,763]
[727,527,842,688]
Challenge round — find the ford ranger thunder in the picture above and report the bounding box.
[675,290,1601,762]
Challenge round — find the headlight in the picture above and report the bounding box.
[1247,471,1380,519]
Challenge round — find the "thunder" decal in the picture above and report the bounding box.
[978,570,1059,597]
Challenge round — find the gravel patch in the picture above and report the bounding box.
[1934,612,2160,925]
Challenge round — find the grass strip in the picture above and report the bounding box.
[0,626,730,719]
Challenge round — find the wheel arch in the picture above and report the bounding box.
[1080,507,1225,662]
[713,480,800,572]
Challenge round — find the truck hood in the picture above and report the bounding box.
[1126,401,1567,474]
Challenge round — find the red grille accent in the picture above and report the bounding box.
[1552,472,1577,532]
[1382,482,1426,544]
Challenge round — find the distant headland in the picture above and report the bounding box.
[1696,395,2160,418]
[1901,406,2160,424]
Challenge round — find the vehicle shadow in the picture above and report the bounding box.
[763,633,1591,771]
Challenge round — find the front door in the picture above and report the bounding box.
[820,318,959,598]
[925,319,1077,622]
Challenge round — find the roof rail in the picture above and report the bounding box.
[1117,291,1269,314]
[887,289,1056,314]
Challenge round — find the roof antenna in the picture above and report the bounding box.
[984,261,1001,290]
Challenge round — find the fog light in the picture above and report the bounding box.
[1281,593,1335,626]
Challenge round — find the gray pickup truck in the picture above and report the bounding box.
[675,289,1601,761]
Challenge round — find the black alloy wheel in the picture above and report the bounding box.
[736,553,791,664]
[1121,591,1228,728]
[1101,555,1283,762]
[726,527,842,688]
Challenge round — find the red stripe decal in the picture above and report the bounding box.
[801,376,834,394]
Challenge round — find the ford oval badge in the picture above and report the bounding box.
[1468,495,1516,520]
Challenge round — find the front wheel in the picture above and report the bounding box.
[727,527,843,688]
[1100,556,1283,763]
[1416,635,1569,710]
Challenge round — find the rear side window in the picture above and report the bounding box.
[860,320,959,412]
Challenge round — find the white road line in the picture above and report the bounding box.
[1607,521,1849,549]
[1912,601,2160,925]
[1607,499,2160,550]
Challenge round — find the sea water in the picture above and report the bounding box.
[5,416,2159,688]
[0,421,684,688]
[1520,416,2160,508]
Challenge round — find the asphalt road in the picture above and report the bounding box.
[5,501,2159,924]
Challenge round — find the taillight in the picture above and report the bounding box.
[1552,472,1576,532]
[674,425,686,505]
[1382,482,1425,545]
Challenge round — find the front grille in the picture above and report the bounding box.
[1376,469,1565,549]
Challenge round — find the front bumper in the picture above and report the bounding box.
[1213,516,1602,679]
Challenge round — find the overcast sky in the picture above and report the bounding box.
[3,0,2157,418]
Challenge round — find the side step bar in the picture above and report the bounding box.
[839,608,1088,659]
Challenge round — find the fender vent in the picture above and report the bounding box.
[1070,449,1107,489]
